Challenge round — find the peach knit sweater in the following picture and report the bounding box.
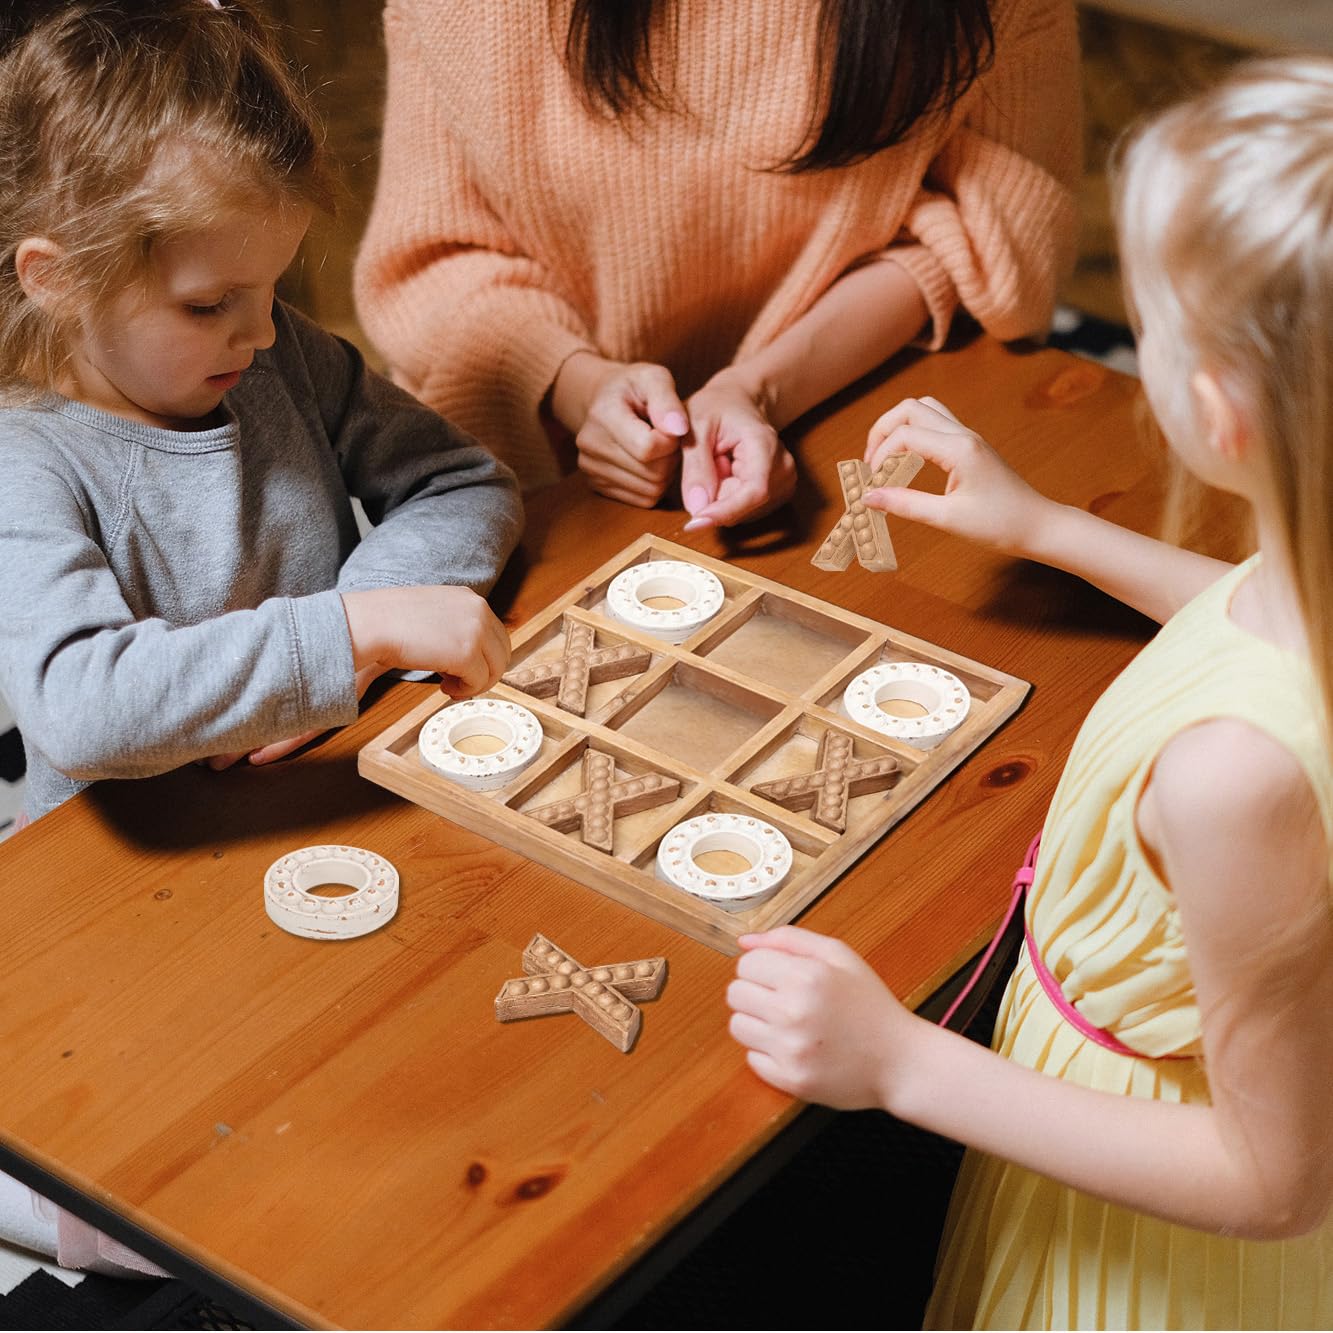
[355,0,1081,487]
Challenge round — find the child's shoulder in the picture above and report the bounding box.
[1150,717,1316,832]
[0,399,91,470]
[1140,716,1328,905]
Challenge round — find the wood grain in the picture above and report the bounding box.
[0,336,1243,1328]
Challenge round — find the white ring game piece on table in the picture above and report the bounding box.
[418,698,543,791]
[842,662,970,750]
[264,845,399,940]
[655,813,793,912]
[606,560,725,643]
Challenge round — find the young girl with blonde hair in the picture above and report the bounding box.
[0,0,519,1273]
[727,57,1333,1328]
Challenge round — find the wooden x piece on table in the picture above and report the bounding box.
[494,934,668,1052]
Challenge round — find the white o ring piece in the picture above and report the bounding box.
[606,560,725,643]
[842,662,970,750]
[655,813,793,912]
[418,698,543,791]
[264,845,399,941]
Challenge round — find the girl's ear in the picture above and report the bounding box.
[14,238,67,311]
[1190,368,1250,464]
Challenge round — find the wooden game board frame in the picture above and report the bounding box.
[358,536,1030,954]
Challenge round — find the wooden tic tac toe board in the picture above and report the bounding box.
[358,537,1029,954]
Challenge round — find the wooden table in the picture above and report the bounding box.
[0,337,1184,1328]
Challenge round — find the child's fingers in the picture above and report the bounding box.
[734,946,818,992]
[248,729,322,766]
[481,615,511,682]
[738,925,853,966]
[918,395,962,424]
[862,483,951,529]
[745,1048,798,1096]
[206,751,247,771]
[867,422,968,476]
[864,397,961,461]
[727,1009,775,1054]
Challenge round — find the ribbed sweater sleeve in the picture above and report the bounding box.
[887,0,1082,347]
[354,2,595,487]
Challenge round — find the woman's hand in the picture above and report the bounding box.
[679,370,796,530]
[863,396,1052,556]
[552,351,690,508]
[727,925,921,1110]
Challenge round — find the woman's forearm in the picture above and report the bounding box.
[723,258,929,430]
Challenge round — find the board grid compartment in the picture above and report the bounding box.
[358,536,1030,954]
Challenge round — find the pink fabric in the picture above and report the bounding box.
[56,1209,170,1278]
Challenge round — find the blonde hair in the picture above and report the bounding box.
[1115,57,1333,736]
[0,0,334,398]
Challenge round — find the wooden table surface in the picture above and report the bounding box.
[1,337,1176,1329]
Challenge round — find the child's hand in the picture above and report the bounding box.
[341,585,510,697]
[679,371,797,530]
[862,396,1050,555]
[727,926,917,1110]
[553,352,690,508]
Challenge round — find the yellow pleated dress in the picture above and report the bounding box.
[926,558,1333,1330]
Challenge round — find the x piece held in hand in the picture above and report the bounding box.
[811,453,923,573]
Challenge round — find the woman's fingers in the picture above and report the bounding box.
[679,432,721,527]
[578,424,672,504]
[637,366,690,440]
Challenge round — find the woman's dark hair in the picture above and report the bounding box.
[559,0,994,172]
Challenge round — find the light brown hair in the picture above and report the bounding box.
[1116,58,1333,739]
[0,0,334,399]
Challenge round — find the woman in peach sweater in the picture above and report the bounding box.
[355,0,1080,526]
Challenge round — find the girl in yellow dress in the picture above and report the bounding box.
[726,57,1333,1330]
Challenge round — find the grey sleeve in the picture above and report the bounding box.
[279,305,525,595]
[0,462,357,781]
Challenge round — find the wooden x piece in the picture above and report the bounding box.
[495,933,668,1052]
[750,729,900,833]
[811,453,923,573]
[501,616,652,716]
[526,749,680,853]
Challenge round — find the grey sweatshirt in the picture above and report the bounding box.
[0,301,523,819]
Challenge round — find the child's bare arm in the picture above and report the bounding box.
[730,722,1333,1238]
[863,397,1229,623]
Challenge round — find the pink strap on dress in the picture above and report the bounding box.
[941,833,1186,1061]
